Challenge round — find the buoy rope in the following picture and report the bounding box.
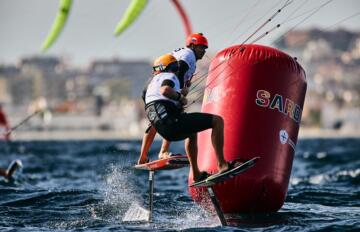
[271,0,335,46]
[229,0,288,45]
[324,11,360,30]
[3,110,43,136]
[228,0,263,43]
[240,0,293,45]
[184,0,294,108]
[185,0,340,109]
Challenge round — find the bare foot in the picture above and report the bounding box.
[193,171,210,183]
[158,151,172,160]
[218,160,244,174]
[217,162,230,174]
[137,158,149,165]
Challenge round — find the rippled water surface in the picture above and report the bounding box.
[0,138,359,231]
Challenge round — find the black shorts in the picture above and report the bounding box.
[145,100,213,141]
[154,112,214,141]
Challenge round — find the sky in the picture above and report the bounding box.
[1,0,360,66]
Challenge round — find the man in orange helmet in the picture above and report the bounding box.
[138,33,208,165]
[143,53,230,182]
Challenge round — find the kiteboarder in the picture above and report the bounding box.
[138,33,208,164]
[143,53,231,182]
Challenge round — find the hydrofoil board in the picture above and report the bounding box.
[134,155,189,171]
[190,156,260,187]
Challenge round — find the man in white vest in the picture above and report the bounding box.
[138,33,209,164]
[143,54,230,182]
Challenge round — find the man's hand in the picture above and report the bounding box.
[179,95,188,106]
[185,79,192,88]
[181,86,189,96]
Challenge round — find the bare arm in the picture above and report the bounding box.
[160,86,180,100]
[160,83,187,106]
[177,60,189,88]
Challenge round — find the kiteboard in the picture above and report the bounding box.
[190,156,260,187]
[134,154,189,171]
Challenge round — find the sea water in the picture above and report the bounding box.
[0,138,359,231]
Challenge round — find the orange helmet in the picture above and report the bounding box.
[186,33,208,48]
[153,54,178,73]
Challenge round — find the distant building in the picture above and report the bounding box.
[88,58,152,99]
[19,56,63,73]
[275,28,360,130]
[0,65,20,103]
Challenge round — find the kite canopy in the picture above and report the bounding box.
[114,0,148,36]
[114,0,192,38]
[41,0,193,50]
[171,0,192,37]
[42,0,73,51]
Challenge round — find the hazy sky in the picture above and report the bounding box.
[1,0,360,66]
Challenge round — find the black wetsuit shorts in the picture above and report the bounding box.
[145,100,213,141]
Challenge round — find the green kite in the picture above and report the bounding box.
[42,0,73,51]
[114,0,148,36]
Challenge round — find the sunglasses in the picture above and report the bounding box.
[153,62,179,73]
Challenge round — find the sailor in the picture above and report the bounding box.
[143,53,230,182]
[0,160,22,180]
[138,33,208,164]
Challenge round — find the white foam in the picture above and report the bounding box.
[122,202,150,222]
[316,152,327,159]
[290,168,360,186]
[336,168,360,178]
[176,204,220,229]
[90,164,146,222]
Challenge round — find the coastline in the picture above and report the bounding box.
[298,127,360,139]
[6,127,360,141]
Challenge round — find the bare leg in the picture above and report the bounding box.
[185,134,202,181]
[211,115,229,172]
[138,126,157,164]
[158,139,171,159]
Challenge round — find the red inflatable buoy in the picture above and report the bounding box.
[189,44,306,213]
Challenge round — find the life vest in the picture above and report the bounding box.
[172,47,196,84]
[145,72,181,106]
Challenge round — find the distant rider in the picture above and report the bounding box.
[0,160,23,180]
